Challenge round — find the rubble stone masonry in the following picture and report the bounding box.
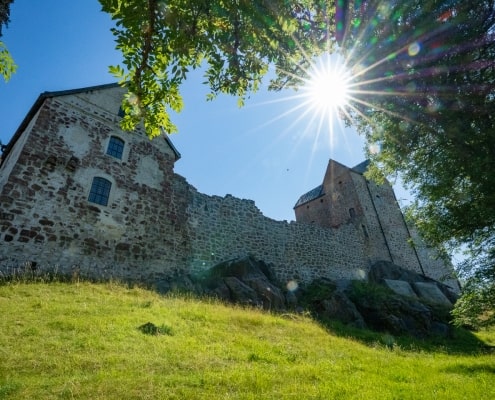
[0,85,458,290]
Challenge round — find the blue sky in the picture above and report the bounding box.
[0,0,375,222]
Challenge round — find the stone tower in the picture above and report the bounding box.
[294,159,457,288]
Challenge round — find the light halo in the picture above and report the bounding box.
[302,54,352,117]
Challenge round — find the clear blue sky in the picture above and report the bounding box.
[0,0,376,222]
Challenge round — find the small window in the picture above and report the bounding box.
[118,106,126,118]
[362,224,369,238]
[88,177,112,206]
[107,136,125,159]
[349,208,356,218]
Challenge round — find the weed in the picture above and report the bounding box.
[138,322,174,336]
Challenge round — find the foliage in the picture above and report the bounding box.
[0,0,13,36]
[0,0,16,82]
[99,0,335,137]
[348,279,394,306]
[336,1,495,325]
[452,248,495,329]
[298,278,336,307]
[339,0,495,246]
[137,321,174,335]
[1,281,494,399]
[0,41,16,81]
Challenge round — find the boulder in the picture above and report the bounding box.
[200,256,286,310]
[350,291,439,337]
[320,292,367,329]
[176,256,456,338]
[369,260,459,304]
[412,282,453,307]
[383,279,418,298]
[369,260,431,283]
[223,277,262,306]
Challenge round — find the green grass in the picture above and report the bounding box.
[0,281,494,399]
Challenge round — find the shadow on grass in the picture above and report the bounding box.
[317,317,494,355]
[442,363,495,375]
[3,274,492,356]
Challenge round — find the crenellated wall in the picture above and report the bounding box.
[184,186,370,284]
[0,84,459,290]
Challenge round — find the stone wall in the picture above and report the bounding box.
[0,88,190,281]
[0,85,459,291]
[184,186,370,285]
[350,172,423,273]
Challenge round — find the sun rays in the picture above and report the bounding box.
[244,1,486,165]
[302,54,351,113]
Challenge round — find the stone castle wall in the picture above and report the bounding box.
[184,185,370,284]
[0,92,190,282]
[0,86,459,289]
[351,174,422,273]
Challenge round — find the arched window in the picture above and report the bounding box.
[88,177,112,206]
[106,136,125,159]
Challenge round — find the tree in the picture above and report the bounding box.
[0,0,13,34]
[452,250,495,329]
[97,1,495,326]
[336,0,495,326]
[0,0,16,82]
[99,0,336,137]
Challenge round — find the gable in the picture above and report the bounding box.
[0,83,181,168]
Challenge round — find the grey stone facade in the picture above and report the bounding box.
[0,84,459,291]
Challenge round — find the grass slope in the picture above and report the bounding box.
[0,282,493,399]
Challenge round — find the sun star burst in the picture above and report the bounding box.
[303,54,352,117]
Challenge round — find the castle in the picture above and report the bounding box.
[0,84,458,290]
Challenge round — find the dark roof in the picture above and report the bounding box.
[1,83,181,166]
[351,159,370,174]
[294,184,324,208]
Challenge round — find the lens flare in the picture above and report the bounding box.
[303,55,351,112]
[408,42,421,56]
[286,280,299,292]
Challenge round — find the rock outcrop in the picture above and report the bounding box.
[199,256,286,310]
[161,256,458,338]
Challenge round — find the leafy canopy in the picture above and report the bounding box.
[0,0,16,82]
[339,0,495,248]
[100,0,336,138]
[337,0,495,326]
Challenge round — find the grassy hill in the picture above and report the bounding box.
[0,281,493,399]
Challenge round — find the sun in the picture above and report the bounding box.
[250,52,357,152]
[302,54,352,116]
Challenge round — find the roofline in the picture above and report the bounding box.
[293,184,325,209]
[351,159,370,175]
[161,130,181,161]
[293,191,325,209]
[1,83,181,166]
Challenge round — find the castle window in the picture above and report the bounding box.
[349,208,356,218]
[88,177,112,206]
[107,136,125,159]
[362,224,369,238]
